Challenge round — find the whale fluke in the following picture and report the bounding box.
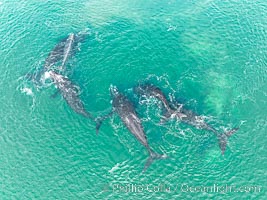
[95,118,102,135]
[219,128,239,155]
[143,149,168,172]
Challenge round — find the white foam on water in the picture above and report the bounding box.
[167,24,177,32]
[19,86,36,112]
[21,87,34,96]
[109,160,128,173]
[44,71,51,79]
[109,163,120,173]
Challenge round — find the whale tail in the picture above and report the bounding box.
[95,117,103,135]
[219,128,239,155]
[143,149,168,172]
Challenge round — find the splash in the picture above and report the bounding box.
[18,86,36,112]
[44,71,51,80]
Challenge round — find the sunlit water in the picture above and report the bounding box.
[0,0,266,199]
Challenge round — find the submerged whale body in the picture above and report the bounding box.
[135,83,239,155]
[47,70,93,120]
[96,85,167,172]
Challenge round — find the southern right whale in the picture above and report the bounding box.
[45,31,89,72]
[96,85,167,172]
[26,31,89,86]
[45,33,75,72]
[134,83,239,155]
[47,70,94,120]
[134,84,186,119]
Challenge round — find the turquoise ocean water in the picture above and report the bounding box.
[0,0,266,199]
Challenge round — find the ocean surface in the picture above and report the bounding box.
[0,0,266,199]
